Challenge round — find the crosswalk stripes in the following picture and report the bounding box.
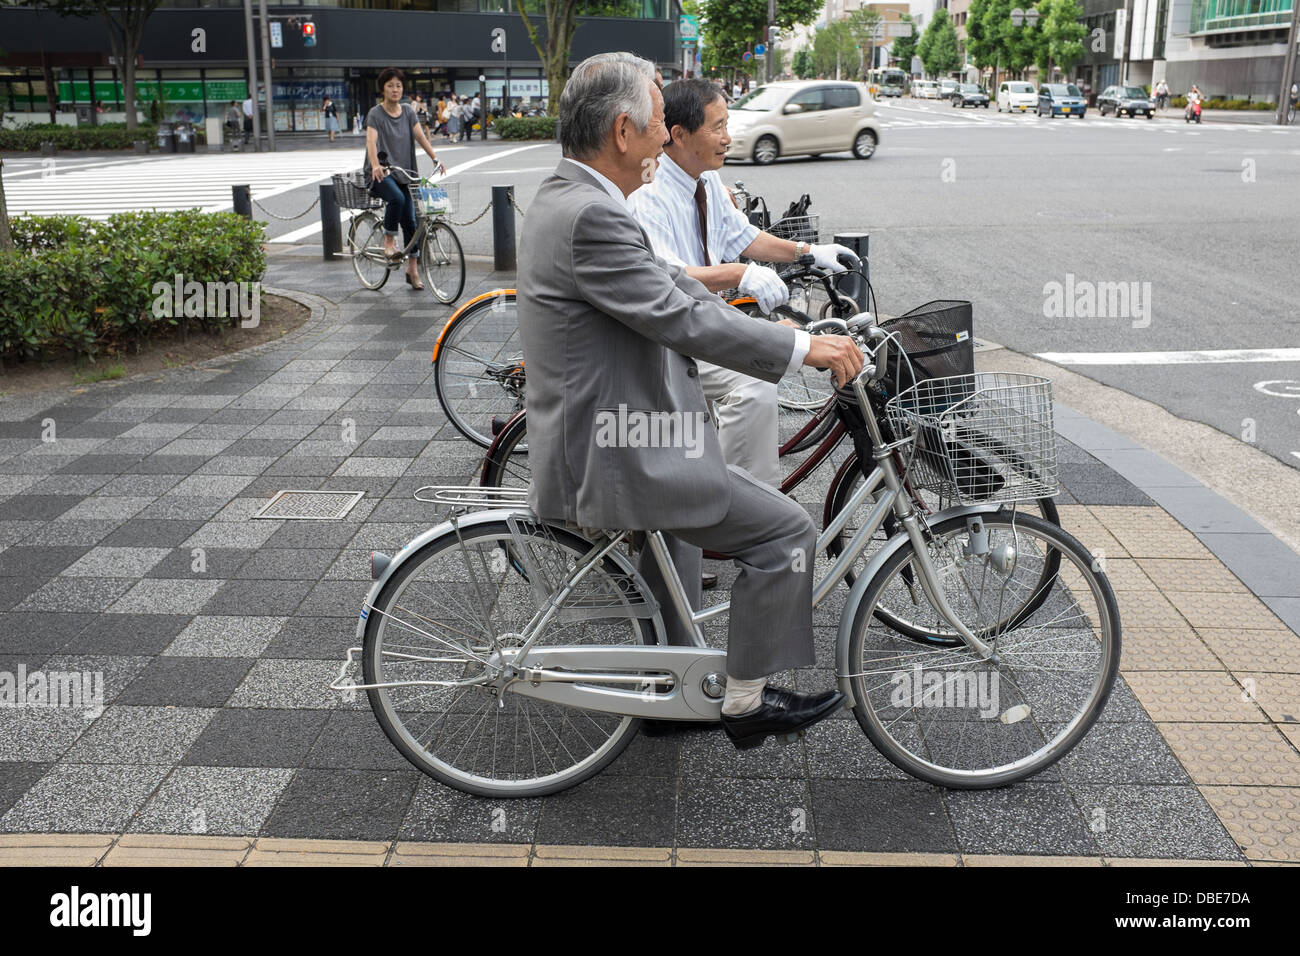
[4,149,376,220]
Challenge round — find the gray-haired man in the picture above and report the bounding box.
[516,52,860,748]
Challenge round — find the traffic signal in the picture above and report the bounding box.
[302,21,316,47]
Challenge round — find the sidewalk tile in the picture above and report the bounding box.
[1066,784,1241,860]
[130,766,293,836]
[818,851,959,866]
[1,764,170,833]
[1122,671,1263,722]
[1199,786,1300,863]
[677,847,815,865]
[533,844,670,866]
[107,578,224,614]
[1238,673,1300,724]
[962,854,1102,866]
[1111,590,1190,630]
[164,616,287,657]
[1158,723,1300,787]
[1195,628,1300,675]
[946,784,1097,856]
[63,705,216,764]
[1136,559,1248,594]
[0,710,97,761]
[60,546,171,578]
[810,779,955,853]
[1105,857,1247,867]
[537,775,676,848]
[1120,628,1222,671]
[261,768,418,841]
[1164,592,1291,632]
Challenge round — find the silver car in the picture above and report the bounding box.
[726,80,881,165]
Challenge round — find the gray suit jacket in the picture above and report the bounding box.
[517,160,799,530]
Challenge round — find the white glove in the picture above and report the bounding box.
[809,242,859,274]
[738,262,790,316]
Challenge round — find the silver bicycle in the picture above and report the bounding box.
[332,320,1121,797]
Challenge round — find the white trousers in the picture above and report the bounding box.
[697,359,781,487]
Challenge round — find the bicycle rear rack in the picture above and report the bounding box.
[414,484,530,510]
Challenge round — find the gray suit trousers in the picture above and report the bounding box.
[636,465,816,680]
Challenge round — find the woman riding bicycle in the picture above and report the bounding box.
[364,67,446,291]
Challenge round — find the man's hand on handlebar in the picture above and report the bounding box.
[738,262,790,315]
[804,334,864,388]
[808,243,860,274]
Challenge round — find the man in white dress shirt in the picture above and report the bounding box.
[630,77,857,487]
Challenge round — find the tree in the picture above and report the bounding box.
[516,0,581,115]
[698,0,822,72]
[29,0,162,132]
[916,8,961,77]
[792,48,815,79]
[889,12,919,71]
[1043,0,1086,76]
[811,21,858,79]
[846,7,883,78]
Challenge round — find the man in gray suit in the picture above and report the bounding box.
[517,52,862,749]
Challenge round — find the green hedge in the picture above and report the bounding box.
[492,116,557,140]
[1168,96,1276,110]
[0,122,207,151]
[0,210,266,362]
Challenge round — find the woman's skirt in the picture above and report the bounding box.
[324,115,340,133]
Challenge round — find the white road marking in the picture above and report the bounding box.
[1039,348,1300,365]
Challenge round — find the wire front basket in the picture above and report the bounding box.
[767,214,820,245]
[332,171,382,210]
[409,181,459,218]
[886,372,1059,505]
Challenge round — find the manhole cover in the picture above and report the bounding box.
[253,490,364,520]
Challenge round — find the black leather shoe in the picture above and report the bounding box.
[719,686,846,750]
[640,718,720,737]
[701,572,718,591]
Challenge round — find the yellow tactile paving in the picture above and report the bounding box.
[677,848,816,866]
[1090,558,1159,591]
[1110,589,1191,629]
[817,851,960,866]
[1087,506,1214,560]
[1055,505,1129,559]
[962,855,1102,866]
[1281,725,1300,752]
[1119,628,1224,671]
[1104,858,1249,867]
[533,844,672,866]
[1164,591,1292,632]
[391,842,529,867]
[1159,723,1300,787]
[1199,787,1300,863]
[103,834,253,866]
[1123,671,1264,723]
[0,834,114,867]
[1197,628,1300,675]
[1136,559,1249,594]
[1237,674,1300,725]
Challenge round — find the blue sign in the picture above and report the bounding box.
[273,81,347,102]
[754,43,766,56]
[742,51,753,61]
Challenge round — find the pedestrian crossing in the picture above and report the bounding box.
[875,104,1297,136]
[5,149,377,221]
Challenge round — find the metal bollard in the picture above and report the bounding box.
[833,232,870,313]
[232,184,252,219]
[492,185,517,272]
[319,184,342,260]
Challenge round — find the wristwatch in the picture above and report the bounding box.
[796,241,812,257]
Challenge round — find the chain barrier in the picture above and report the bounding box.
[508,193,526,217]
[252,194,321,221]
[447,202,493,228]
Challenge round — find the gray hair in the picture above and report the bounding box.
[559,52,656,160]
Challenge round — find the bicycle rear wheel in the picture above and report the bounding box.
[433,290,525,449]
[846,511,1120,788]
[421,220,466,304]
[351,212,391,290]
[480,410,531,489]
[363,518,658,797]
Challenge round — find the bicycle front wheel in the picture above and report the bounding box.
[420,220,466,304]
[433,290,525,448]
[351,212,391,290]
[480,410,531,489]
[363,518,658,797]
[846,511,1120,788]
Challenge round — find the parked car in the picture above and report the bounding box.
[1097,85,1154,118]
[912,79,940,99]
[951,83,990,108]
[726,80,881,165]
[997,80,1037,112]
[1037,83,1087,118]
[938,78,959,100]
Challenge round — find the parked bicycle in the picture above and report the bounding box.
[332,319,1120,797]
[332,156,466,304]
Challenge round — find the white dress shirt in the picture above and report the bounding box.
[630,152,809,374]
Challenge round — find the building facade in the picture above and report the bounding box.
[0,0,682,130]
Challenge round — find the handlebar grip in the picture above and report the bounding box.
[771,304,814,326]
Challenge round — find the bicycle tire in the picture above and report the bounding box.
[351,212,391,290]
[780,400,838,457]
[421,220,466,304]
[824,448,1061,642]
[480,410,531,489]
[846,510,1120,788]
[363,517,659,798]
[433,290,525,449]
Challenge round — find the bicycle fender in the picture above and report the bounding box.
[834,502,1003,700]
[430,288,516,363]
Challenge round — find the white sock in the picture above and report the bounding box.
[721,675,767,716]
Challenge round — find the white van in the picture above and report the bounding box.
[998,81,1037,112]
[912,80,939,100]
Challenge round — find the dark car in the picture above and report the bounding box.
[951,83,990,108]
[1037,83,1087,118]
[1097,85,1154,118]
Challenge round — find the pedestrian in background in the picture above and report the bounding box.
[447,93,462,143]
[322,95,339,142]
[414,93,430,139]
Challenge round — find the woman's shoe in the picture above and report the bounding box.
[405,272,424,291]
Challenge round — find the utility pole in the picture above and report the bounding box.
[1277,0,1299,125]
[258,0,275,150]
[767,0,776,83]
[1118,0,1135,85]
[242,0,261,151]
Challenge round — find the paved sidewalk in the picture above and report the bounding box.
[0,250,1297,865]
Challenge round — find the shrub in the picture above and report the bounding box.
[0,123,158,151]
[0,210,266,362]
[492,115,557,140]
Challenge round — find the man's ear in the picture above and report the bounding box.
[613,112,631,154]
[669,124,687,150]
